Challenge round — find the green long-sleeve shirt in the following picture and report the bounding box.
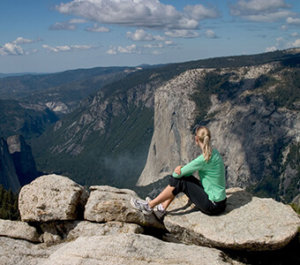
[172,148,226,202]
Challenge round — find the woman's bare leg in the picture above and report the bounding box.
[148,185,175,210]
[161,197,174,210]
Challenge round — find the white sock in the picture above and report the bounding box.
[157,204,165,212]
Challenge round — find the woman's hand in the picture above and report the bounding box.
[174,165,182,175]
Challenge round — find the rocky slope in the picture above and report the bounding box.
[0,174,299,265]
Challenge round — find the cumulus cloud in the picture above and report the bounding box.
[126,29,164,41]
[56,0,218,30]
[42,44,93,53]
[184,4,219,20]
[165,29,199,38]
[143,40,173,49]
[49,22,77,31]
[286,17,300,24]
[230,0,294,22]
[0,37,36,56]
[290,39,300,47]
[14,37,35,45]
[106,44,139,55]
[49,18,88,31]
[69,18,87,24]
[291,32,299,37]
[85,24,110,32]
[205,29,218,39]
[280,24,288,30]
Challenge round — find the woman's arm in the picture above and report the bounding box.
[172,156,203,178]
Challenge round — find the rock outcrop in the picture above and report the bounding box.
[0,219,40,242]
[164,188,300,251]
[41,234,242,265]
[19,174,88,222]
[0,236,62,265]
[84,185,164,229]
[1,174,299,265]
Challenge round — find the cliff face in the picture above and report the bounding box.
[0,136,39,192]
[138,62,300,202]
[7,135,38,186]
[137,69,207,185]
[0,138,20,192]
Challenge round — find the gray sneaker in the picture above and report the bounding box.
[130,198,153,215]
[146,197,166,220]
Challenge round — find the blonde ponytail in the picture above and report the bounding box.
[195,126,212,162]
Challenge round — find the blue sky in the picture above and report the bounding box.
[1,0,300,73]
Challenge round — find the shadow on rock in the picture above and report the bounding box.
[166,188,253,217]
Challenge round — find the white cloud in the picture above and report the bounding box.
[0,42,24,56]
[144,40,174,49]
[126,29,164,41]
[0,37,36,56]
[184,4,219,20]
[276,37,284,43]
[291,32,299,37]
[230,0,294,22]
[151,50,162,55]
[143,43,163,49]
[265,46,277,52]
[56,0,218,30]
[280,24,288,30]
[290,39,300,47]
[164,40,174,46]
[49,22,77,31]
[165,29,199,38]
[205,29,218,39]
[86,24,110,32]
[106,44,139,55]
[14,37,34,45]
[233,0,288,13]
[69,18,87,24]
[286,17,300,24]
[42,44,93,53]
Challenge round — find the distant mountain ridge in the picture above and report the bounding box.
[0,66,139,115]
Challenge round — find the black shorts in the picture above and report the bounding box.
[169,175,226,215]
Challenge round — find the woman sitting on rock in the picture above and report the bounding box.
[131,126,227,219]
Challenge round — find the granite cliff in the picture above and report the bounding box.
[138,57,300,203]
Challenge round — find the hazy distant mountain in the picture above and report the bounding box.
[0,66,138,115]
[31,49,300,202]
